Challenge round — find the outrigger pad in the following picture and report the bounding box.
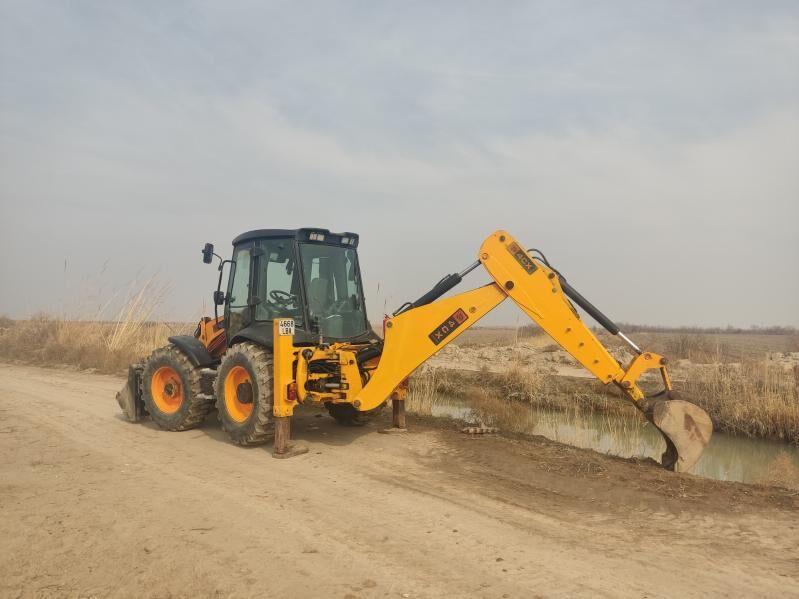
[116,365,144,422]
[272,444,309,459]
[643,393,713,473]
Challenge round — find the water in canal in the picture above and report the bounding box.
[429,397,798,484]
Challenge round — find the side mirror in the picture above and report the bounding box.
[213,290,225,306]
[202,243,215,264]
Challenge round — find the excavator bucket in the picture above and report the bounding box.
[641,393,713,472]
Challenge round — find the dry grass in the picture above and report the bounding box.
[489,330,799,443]
[468,387,539,433]
[662,334,731,363]
[683,360,799,443]
[493,366,618,412]
[406,365,440,415]
[0,317,192,374]
[407,357,799,444]
[0,278,191,374]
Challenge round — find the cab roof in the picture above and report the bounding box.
[232,228,359,247]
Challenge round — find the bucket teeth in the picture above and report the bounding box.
[642,393,713,472]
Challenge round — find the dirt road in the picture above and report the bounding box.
[1,364,797,598]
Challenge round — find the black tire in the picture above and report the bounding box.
[141,344,213,431]
[214,342,275,445]
[326,402,384,427]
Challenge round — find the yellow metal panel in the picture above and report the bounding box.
[272,319,297,417]
[619,351,673,400]
[338,349,363,399]
[352,284,507,411]
[293,344,363,405]
[295,350,309,403]
[480,231,625,384]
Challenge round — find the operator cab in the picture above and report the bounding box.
[213,228,375,347]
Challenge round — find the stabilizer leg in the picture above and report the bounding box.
[393,398,407,429]
[380,388,408,434]
[272,416,309,459]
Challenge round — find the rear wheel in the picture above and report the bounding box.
[141,345,213,430]
[214,343,275,445]
[326,402,384,427]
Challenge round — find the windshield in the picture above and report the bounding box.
[299,243,367,338]
[253,239,305,327]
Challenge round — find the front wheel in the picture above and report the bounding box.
[141,345,213,430]
[214,343,275,445]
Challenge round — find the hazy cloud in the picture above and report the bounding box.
[1,1,797,326]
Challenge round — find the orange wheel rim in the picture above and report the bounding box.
[151,366,184,414]
[224,366,253,423]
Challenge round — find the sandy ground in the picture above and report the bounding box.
[1,364,797,599]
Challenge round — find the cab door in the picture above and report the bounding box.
[225,243,255,341]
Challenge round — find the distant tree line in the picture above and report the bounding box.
[605,323,796,335]
[515,322,797,336]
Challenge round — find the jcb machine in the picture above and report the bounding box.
[117,228,712,471]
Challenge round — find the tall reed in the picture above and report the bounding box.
[0,277,185,374]
[683,360,799,443]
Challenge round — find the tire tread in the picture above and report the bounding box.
[141,344,214,431]
[214,342,275,445]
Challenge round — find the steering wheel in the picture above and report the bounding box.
[331,297,351,312]
[269,290,296,305]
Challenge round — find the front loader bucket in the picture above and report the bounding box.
[116,365,144,423]
[641,393,713,472]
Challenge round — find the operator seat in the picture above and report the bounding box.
[308,277,330,317]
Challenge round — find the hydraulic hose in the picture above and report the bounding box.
[356,343,383,365]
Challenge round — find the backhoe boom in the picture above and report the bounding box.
[348,230,712,472]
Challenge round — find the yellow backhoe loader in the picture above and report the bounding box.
[117,229,712,471]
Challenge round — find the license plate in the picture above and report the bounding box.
[278,319,295,336]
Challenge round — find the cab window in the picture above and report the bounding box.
[226,246,252,338]
[299,243,367,338]
[254,239,304,326]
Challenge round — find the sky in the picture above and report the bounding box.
[1,1,797,328]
